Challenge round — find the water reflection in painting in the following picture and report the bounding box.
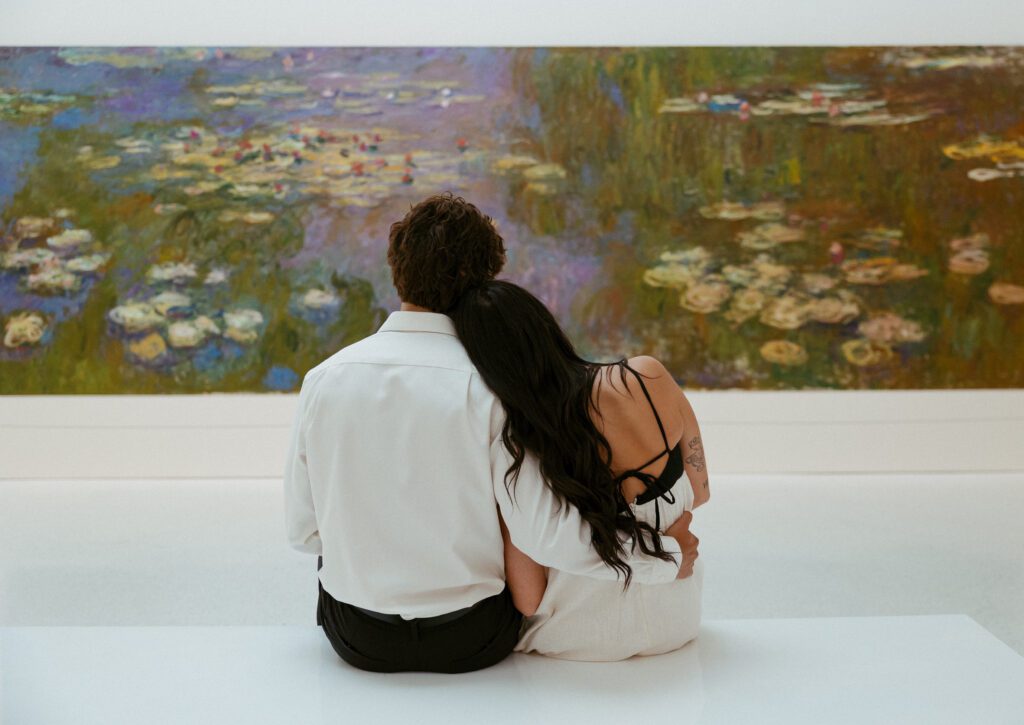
[1,47,1022,392]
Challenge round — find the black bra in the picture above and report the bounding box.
[612,365,685,531]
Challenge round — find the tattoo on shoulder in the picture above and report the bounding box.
[685,435,706,473]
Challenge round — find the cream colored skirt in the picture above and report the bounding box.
[514,476,703,662]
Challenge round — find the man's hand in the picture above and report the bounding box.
[664,510,699,579]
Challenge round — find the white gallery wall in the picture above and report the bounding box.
[1,0,1023,478]
[1,391,1023,478]
[3,0,1024,46]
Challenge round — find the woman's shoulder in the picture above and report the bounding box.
[627,355,681,396]
[595,356,684,420]
[626,355,672,382]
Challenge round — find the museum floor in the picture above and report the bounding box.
[5,616,1023,724]
[2,473,1023,722]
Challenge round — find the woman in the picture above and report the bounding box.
[449,280,710,661]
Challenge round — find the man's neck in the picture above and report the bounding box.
[400,302,434,313]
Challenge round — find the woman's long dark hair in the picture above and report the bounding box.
[449,280,676,586]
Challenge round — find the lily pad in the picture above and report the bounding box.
[2,248,57,270]
[841,338,894,367]
[26,263,80,294]
[128,332,167,362]
[47,229,93,250]
[147,262,198,284]
[108,303,164,333]
[760,340,808,366]
[988,282,1024,305]
[4,311,47,348]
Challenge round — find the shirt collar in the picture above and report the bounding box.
[378,310,457,337]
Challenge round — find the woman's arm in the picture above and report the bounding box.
[498,509,548,616]
[492,435,684,585]
[678,390,710,509]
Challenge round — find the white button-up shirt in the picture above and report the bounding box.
[283,310,682,618]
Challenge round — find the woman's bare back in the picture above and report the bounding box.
[592,356,709,507]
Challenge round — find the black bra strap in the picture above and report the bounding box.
[630,447,669,475]
[625,364,671,451]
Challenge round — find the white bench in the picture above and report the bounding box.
[3,615,1023,724]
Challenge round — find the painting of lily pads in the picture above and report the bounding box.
[2,46,1023,392]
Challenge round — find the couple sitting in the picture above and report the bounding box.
[283,193,709,673]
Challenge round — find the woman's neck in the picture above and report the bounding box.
[400,302,433,313]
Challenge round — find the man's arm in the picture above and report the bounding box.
[491,436,683,585]
[283,372,323,555]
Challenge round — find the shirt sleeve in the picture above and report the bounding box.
[283,372,323,555]
[491,435,682,585]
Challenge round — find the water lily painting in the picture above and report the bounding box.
[1,46,1023,392]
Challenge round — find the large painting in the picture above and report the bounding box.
[1,47,1022,393]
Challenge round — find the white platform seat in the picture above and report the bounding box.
[3,615,1023,724]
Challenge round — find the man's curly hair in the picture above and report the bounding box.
[387,192,506,312]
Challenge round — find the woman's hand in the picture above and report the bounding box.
[665,510,699,579]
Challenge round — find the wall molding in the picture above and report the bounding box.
[2,390,1021,479]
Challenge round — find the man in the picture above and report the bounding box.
[283,192,698,673]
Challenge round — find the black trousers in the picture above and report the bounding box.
[316,557,523,674]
